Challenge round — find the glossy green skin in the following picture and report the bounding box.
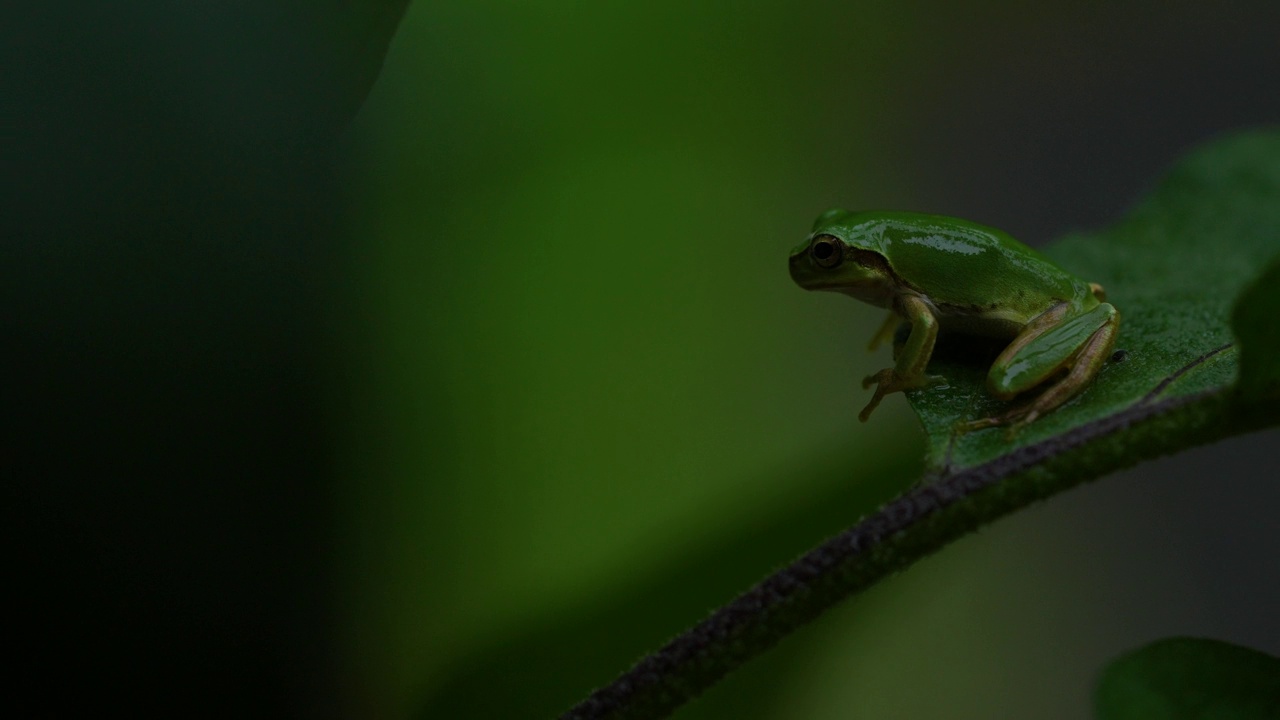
[791,210,1097,330]
[789,209,1120,430]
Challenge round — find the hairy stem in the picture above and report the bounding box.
[562,388,1274,720]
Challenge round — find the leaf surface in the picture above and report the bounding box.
[908,131,1280,471]
[1095,637,1280,720]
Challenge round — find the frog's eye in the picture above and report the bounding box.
[810,234,845,269]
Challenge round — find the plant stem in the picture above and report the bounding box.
[561,388,1273,720]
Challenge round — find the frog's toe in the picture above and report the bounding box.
[954,415,1000,434]
[955,405,1038,437]
[862,369,894,389]
[1003,410,1041,439]
[857,396,881,423]
[896,373,945,393]
[858,386,891,421]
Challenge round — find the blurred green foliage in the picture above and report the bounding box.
[1096,637,1280,719]
[11,2,1280,718]
[340,2,1051,717]
[336,1,1280,718]
[1234,255,1280,400]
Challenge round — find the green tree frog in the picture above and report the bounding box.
[789,210,1119,432]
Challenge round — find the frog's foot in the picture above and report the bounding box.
[859,369,945,422]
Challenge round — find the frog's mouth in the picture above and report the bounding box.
[790,251,894,303]
[788,249,828,286]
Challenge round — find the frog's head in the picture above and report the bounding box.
[789,209,896,306]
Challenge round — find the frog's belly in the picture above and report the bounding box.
[936,309,1029,340]
[921,291,1058,339]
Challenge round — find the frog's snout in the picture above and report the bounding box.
[788,250,809,285]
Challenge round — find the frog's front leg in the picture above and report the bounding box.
[867,311,900,352]
[859,295,944,421]
[961,302,1120,433]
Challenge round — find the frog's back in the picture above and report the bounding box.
[835,211,1086,322]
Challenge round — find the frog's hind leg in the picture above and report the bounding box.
[961,303,1119,433]
[1014,312,1118,427]
[986,301,1071,376]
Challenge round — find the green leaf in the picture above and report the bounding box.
[907,130,1280,471]
[563,131,1280,720]
[1233,254,1280,400]
[1096,637,1280,719]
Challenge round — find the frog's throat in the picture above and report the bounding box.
[831,282,896,309]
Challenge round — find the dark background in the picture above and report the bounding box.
[6,2,1278,717]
